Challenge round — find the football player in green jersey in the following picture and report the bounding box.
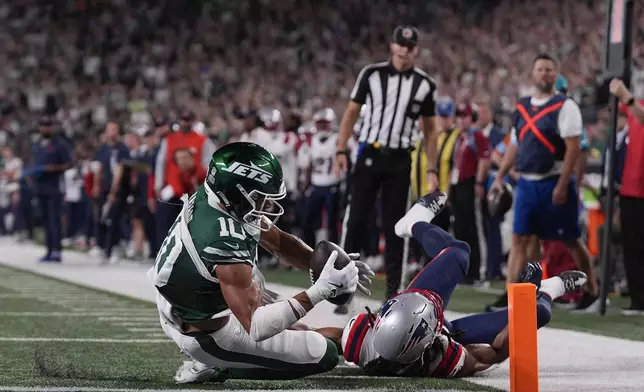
[148,142,375,383]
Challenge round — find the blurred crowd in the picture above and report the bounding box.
[0,0,641,292]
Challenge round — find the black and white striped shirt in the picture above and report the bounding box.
[351,60,438,150]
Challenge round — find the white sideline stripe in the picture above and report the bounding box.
[126,328,161,332]
[73,308,156,313]
[98,316,159,321]
[111,322,159,327]
[0,312,156,317]
[0,337,172,343]
[0,388,370,392]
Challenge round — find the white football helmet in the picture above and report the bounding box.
[260,109,283,132]
[372,292,441,364]
[297,122,316,136]
[312,108,337,133]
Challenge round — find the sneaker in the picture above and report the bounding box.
[395,191,447,238]
[485,292,508,312]
[174,360,228,384]
[620,305,644,316]
[519,261,543,290]
[558,271,588,293]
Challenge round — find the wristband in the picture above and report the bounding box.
[305,282,329,306]
[336,150,349,157]
[427,168,438,175]
[627,97,635,107]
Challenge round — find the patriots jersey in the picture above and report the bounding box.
[305,133,342,187]
[263,131,298,194]
[341,290,465,378]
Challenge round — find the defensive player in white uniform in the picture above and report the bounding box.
[299,108,349,248]
[148,142,374,383]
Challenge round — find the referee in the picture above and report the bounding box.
[334,25,439,302]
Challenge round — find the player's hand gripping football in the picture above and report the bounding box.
[347,253,375,296]
[307,251,359,304]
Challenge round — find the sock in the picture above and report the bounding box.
[407,203,434,225]
[538,277,565,300]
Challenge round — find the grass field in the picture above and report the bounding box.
[261,268,644,341]
[0,264,502,391]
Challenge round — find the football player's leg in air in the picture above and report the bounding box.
[318,191,588,378]
[393,191,588,373]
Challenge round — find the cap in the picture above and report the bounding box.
[392,26,419,47]
[455,102,478,119]
[179,109,195,121]
[38,116,54,126]
[555,75,568,93]
[436,97,455,117]
[154,116,168,127]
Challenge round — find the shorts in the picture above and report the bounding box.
[513,176,580,241]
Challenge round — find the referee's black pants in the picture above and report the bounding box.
[451,178,481,282]
[343,146,411,299]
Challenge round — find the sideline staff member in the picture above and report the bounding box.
[31,116,73,262]
[334,25,439,300]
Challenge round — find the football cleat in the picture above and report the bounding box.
[519,261,543,290]
[174,360,228,384]
[558,271,587,293]
[395,191,448,238]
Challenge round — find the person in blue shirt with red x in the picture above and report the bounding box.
[487,54,599,312]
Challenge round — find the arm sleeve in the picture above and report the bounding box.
[350,65,373,104]
[155,139,168,192]
[201,138,216,170]
[558,99,583,138]
[419,80,438,117]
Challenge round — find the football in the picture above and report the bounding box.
[309,240,353,306]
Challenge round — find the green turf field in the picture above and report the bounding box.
[261,268,644,341]
[0,264,501,391]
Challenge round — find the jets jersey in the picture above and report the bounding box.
[148,185,263,324]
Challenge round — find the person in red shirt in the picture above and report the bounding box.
[609,78,644,315]
[451,103,491,283]
[154,109,216,240]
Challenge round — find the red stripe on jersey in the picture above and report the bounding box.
[432,338,464,378]
[343,313,370,364]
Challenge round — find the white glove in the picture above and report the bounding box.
[305,251,359,305]
[347,253,375,296]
